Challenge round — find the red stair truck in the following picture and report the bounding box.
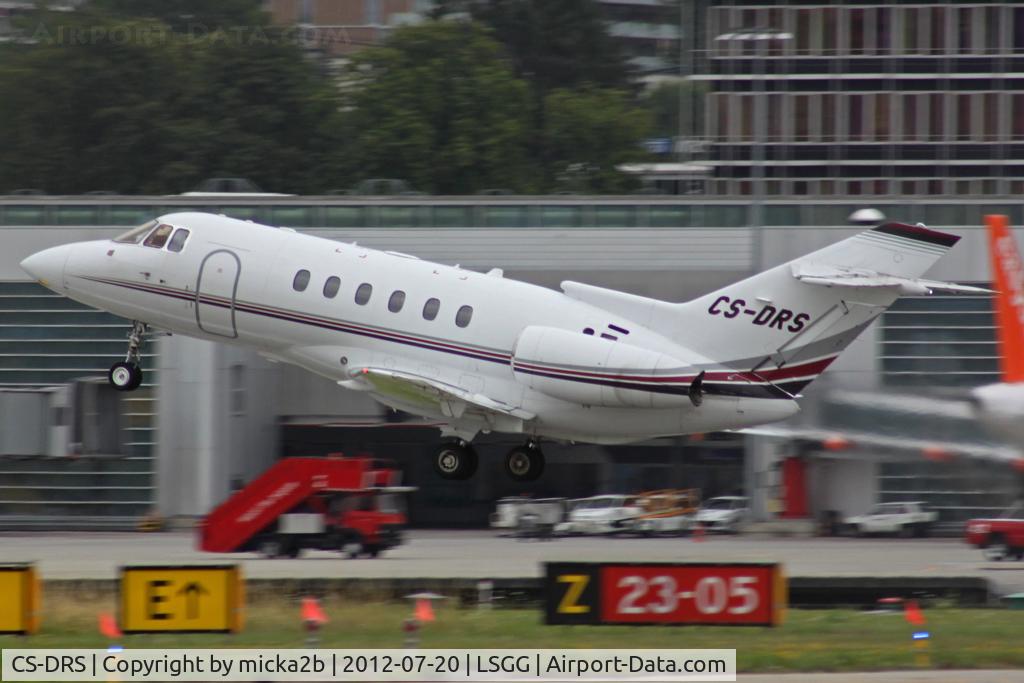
[198,456,415,559]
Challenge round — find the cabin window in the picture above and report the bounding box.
[323,276,340,299]
[422,297,440,321]
[142,223,174,249]
[113,219,158,244]
[455,305,473,328]
[293,269,310,292]
[355,283,373,305]
[388,290,406,313]
[167,228,190,253]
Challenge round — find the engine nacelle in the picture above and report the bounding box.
[512,326,695,408]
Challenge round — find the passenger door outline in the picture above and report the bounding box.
[195,249,241,339]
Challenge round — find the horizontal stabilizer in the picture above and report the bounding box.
[792,262,993,296]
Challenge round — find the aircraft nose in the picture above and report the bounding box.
[20,244,73,292]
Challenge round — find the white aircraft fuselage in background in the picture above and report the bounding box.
[20,212,975,480]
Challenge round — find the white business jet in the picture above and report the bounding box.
[20,214,981,481]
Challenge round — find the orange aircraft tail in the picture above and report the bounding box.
[986,214,1024,383]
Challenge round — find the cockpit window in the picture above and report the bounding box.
[167,228,190,253]
[143,224,174,249]
[113,220,158,244]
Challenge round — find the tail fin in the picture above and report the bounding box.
[986,214,1024,383]
[668,223,964,393]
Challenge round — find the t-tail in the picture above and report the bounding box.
[664,222,986,395]
[986,214,1024,383]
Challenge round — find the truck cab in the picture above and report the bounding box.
[965,503,1024,561]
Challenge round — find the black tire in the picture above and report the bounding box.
[109,361,143,391]
[364,545,381,558]
[984,535,1009,562]
[433,442,477,480]
[504,445,545,482]
[898,524,913,539]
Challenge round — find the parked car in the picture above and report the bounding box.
[844,501,937,538]
[490,497,567,538]
[694,496,750,534]
[965,503,1024,561]
[554,495,641,536]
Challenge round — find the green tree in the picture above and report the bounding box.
[467,0,628,93]
[0,10,340,194]
[543,87,651,193]
[643,80,707,141]
[87,0,268,32]
[340,21,536,194]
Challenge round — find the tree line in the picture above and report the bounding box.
[0,0,684,195]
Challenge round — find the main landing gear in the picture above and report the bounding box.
[108,321,148,392]
[433,441,479,480]
[431,440,545,482]
[504,442,545,482]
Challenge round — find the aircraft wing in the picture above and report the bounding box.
[349,366,535,424]
[792,262,993,295]
[735,424,1024,465]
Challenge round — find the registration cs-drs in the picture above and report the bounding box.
[11,655,88,674]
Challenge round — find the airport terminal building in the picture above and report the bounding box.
[0,195,1019,532]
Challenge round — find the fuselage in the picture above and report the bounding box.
[21,212,799,443]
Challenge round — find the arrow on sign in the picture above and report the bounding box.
[177,582,209,619]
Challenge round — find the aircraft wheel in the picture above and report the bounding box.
[109,361,143,391]
[433,442,477,480]
[505,445,545,482]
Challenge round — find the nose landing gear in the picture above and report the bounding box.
[108,321,148,392]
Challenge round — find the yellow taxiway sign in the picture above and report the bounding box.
[0,564,40,634]
[120,565,243,633]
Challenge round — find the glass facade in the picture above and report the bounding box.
[0,282,155,526]
[3,198,1023,229]
[702,2,1024,196]
[880,291,999,387]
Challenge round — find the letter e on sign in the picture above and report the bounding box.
[120,565,244,633]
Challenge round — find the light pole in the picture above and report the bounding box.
[714,28,792,227]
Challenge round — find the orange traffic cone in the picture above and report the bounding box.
[692,521,705,542]
[301,597,328,626]
[414,598,435,623]
[904,599,926,626]
[98,612,122,639]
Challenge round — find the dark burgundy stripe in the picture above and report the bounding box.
[84,276,816,399]
[872,222,959,248]
[515,366,794,400]
[512,355,835,385]
[83,276,511,364]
